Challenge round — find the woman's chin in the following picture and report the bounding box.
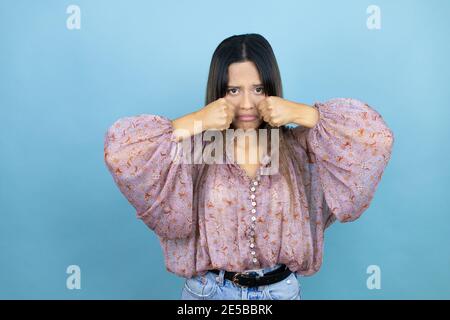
[233,120,261,131]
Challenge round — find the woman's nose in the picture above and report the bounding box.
[240,93,255,110]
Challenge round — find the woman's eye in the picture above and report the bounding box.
[227,87,264,95]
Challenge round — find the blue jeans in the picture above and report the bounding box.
[180,264,302,300]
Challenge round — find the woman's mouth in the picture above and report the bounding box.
[237,115,257,122]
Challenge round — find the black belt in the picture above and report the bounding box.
[210,264,292,288]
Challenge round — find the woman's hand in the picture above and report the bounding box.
[171,98,235,142]
[257,96,319,128]
[196,98,236,131]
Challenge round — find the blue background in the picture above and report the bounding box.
[1,0,449,299]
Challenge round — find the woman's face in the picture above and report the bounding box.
[225,61,266,131]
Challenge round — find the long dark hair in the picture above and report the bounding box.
[205,33,283,105]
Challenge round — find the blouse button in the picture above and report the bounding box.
[251,251,256,255]
[251,208,256,214]
[250,243,255,248]
[253,181,258,186]
[251,216,256,221]
[250,187,256,192]
[250,194,256,200]
[252,258,258,263]
[251,201,256,207]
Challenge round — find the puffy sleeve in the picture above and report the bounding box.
[103,114,195,239]
[287,98,394,223]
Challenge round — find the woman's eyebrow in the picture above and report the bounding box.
[227,83,264,88]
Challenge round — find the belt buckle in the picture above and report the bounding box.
[232,272,249,288]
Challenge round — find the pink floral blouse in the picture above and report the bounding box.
[103,98,394,278]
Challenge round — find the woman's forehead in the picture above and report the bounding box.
[228,61,261,84]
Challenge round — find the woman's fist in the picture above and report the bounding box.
[257,96,294,127]
[196,98,235,131]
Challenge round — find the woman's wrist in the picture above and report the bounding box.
[288,101,319,128]
[171,110,205,142]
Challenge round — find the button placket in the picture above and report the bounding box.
[248,176,261,265]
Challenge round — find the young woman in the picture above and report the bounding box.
[104,33,394,300]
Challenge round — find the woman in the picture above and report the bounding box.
[103,33,394,300]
